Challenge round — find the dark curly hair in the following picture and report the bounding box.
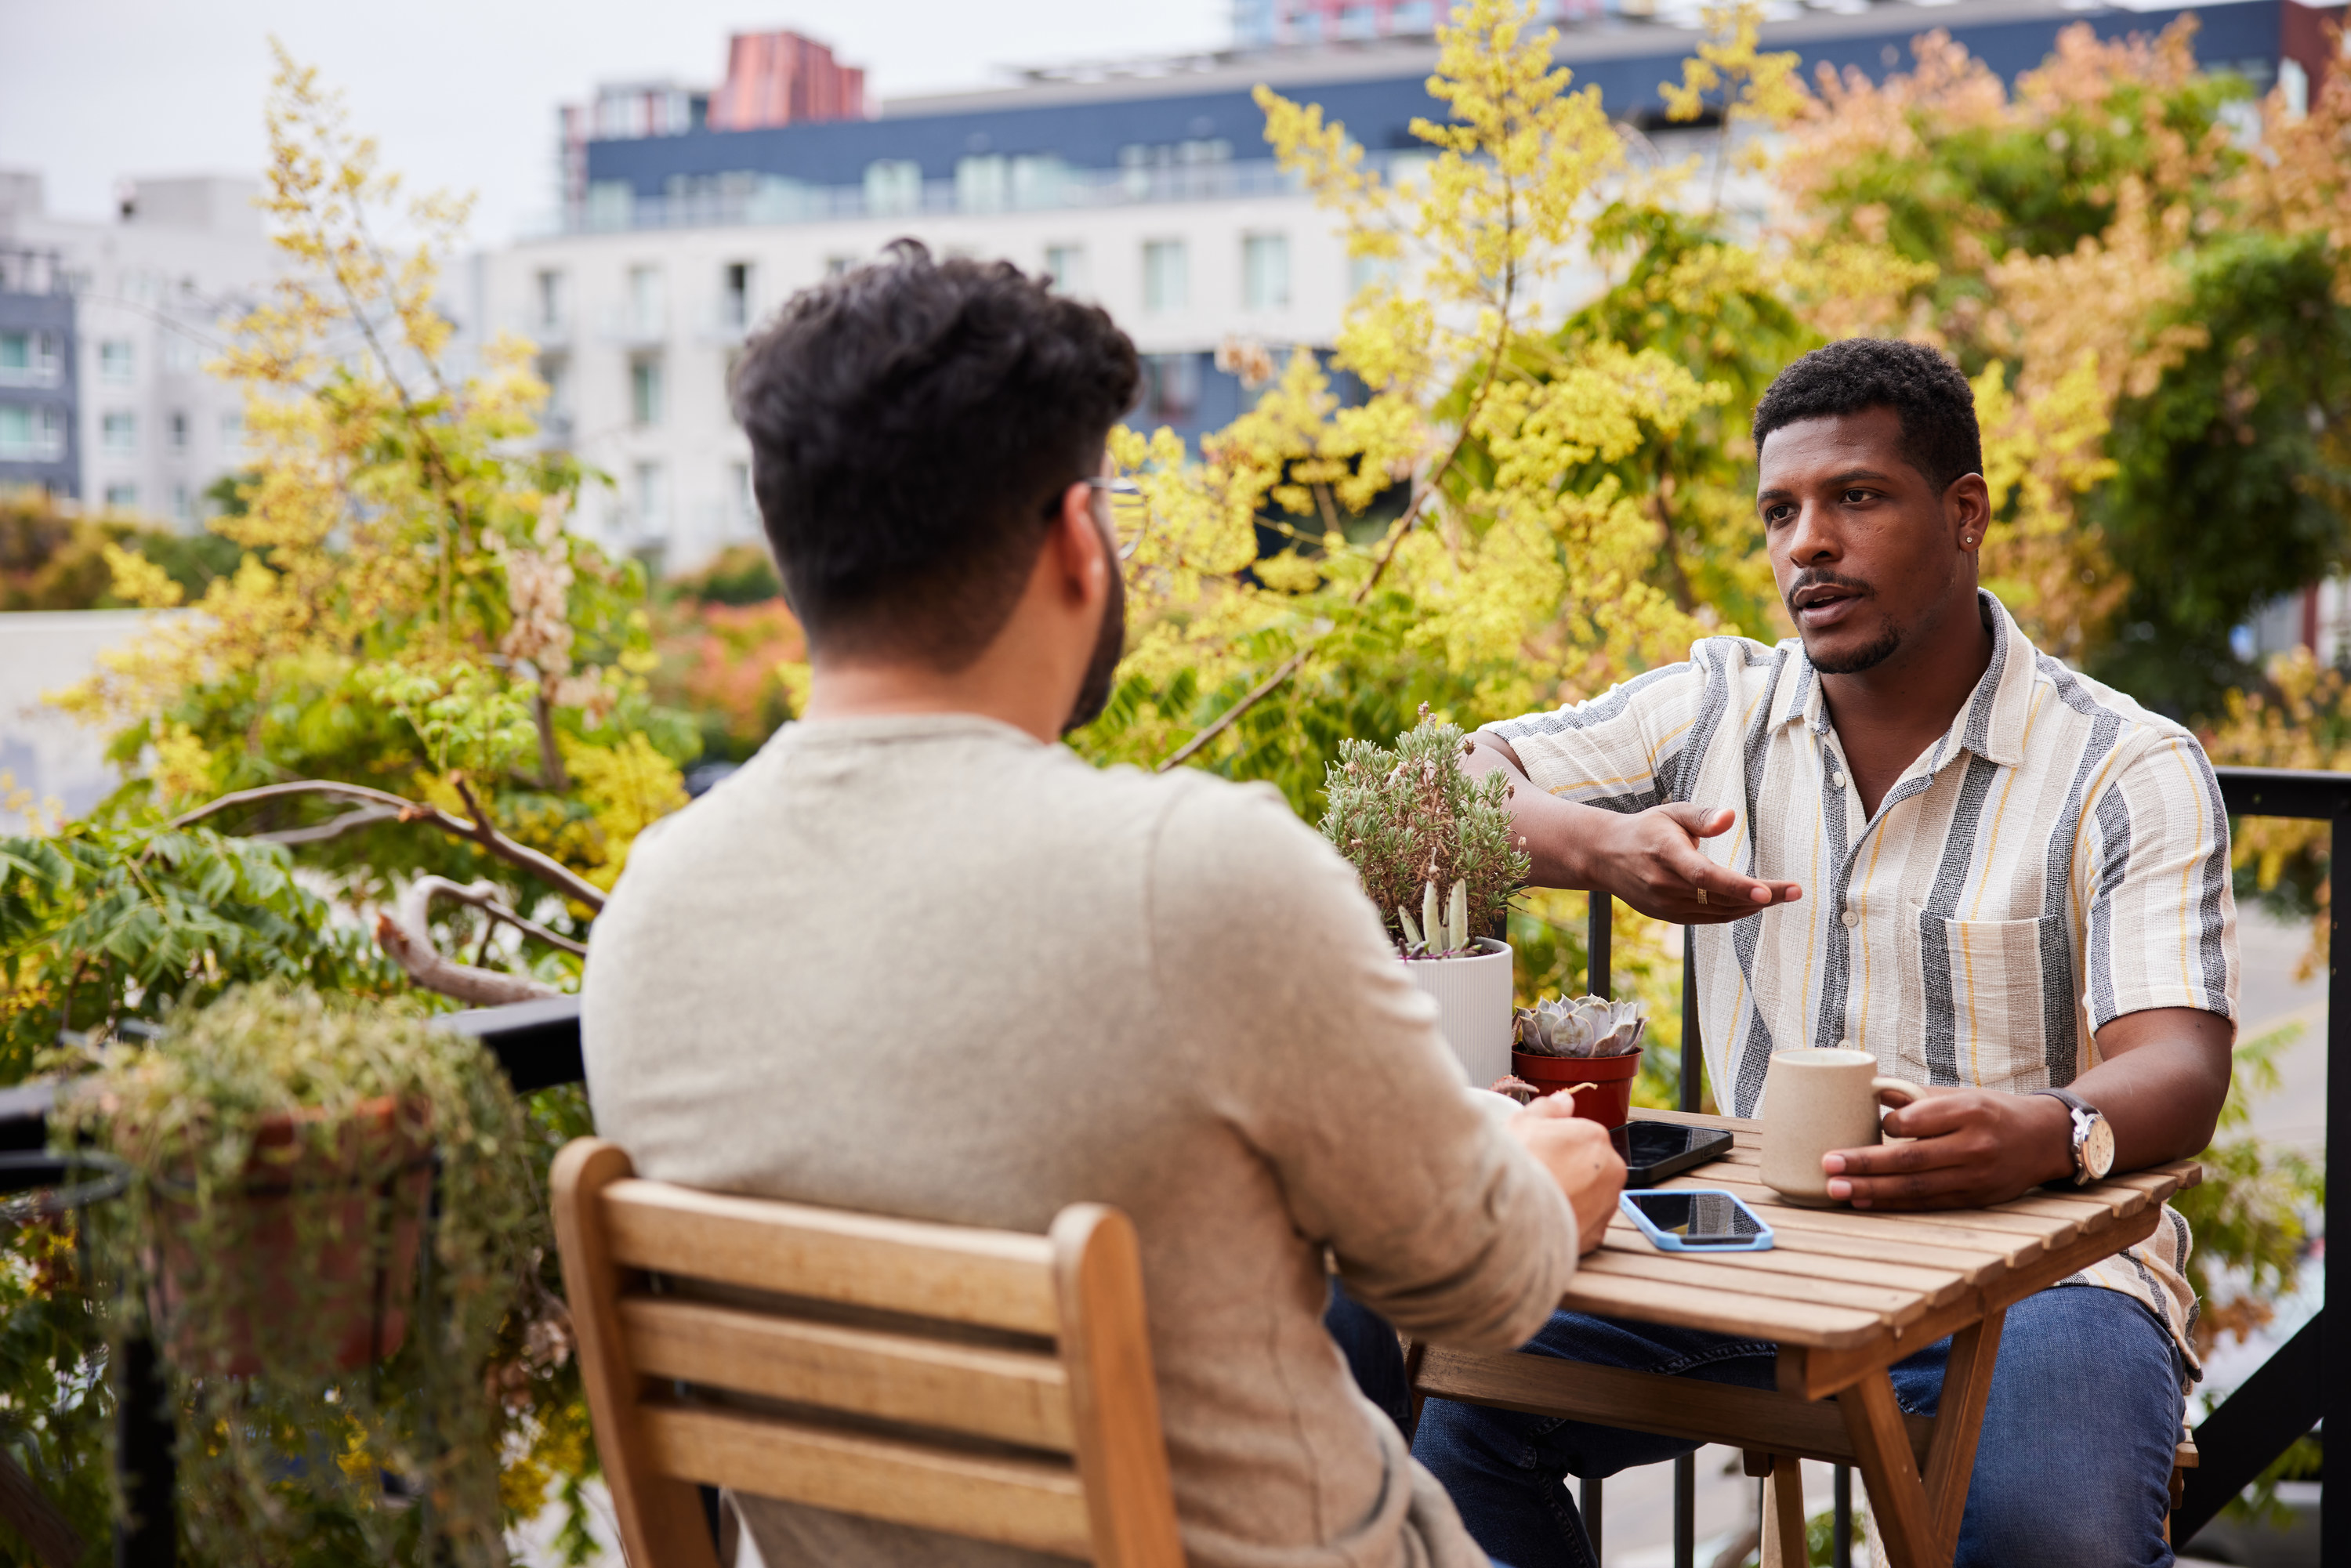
[1751,338,1983,495]
[730,240,1140,668]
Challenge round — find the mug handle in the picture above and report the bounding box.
[1871,1077,1923,1110]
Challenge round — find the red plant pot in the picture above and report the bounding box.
[146,1094,433,1377]
[1512,1048,1643,1129]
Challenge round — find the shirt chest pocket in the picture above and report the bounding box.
[1909,909,2078,1091]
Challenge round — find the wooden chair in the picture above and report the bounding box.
[550,1138,1184,1568]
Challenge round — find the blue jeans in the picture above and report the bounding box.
[1407,1285,2186,1568]
[1324,1283,1514,1568]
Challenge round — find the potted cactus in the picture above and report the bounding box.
[1514,995,1647,1128]
[1321,707,1531,1086]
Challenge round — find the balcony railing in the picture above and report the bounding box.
[1,765,2335,1563]
[532,158,1315,237]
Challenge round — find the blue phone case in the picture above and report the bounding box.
[1618,1188,1776,1253]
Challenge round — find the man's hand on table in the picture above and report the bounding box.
[1821,1009,2234,1210]
[1506,1095,1625,1254]
[1465,733,1802,923]
[1820,1088,2074,1211]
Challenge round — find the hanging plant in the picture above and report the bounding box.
[53,982,541,1565]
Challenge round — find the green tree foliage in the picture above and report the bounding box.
[2096,230,2351,713]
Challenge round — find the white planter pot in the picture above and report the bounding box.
[1402,939,1516,1088]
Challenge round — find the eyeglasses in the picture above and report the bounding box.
[1081,476,1151,560]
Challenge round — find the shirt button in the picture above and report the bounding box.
[1831,772,1847,788]
[1839,1039,1856,1052]
[1842,911,1859,928]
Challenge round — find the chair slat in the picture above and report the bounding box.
[641,1400,1094,1560]
[619,1295,1076,1452]
[602,1179,1060,1334]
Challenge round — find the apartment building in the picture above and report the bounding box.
[0,172,279,526]
[0,230,78,499]
[469,0,2329,575]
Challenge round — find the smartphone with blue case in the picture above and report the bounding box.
[1618,1189,1775,1253]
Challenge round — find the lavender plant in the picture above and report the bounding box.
[1320,706,1531,958]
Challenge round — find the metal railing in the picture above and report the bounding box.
[0,767,2333,1563]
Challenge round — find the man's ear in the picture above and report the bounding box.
[1947,473,1992,552]
[1046,484,1110,606]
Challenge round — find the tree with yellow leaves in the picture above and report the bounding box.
[47,43,699,1008]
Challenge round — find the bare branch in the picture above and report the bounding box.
[172,780,607,911]
[1155,646,1317,773]
[252,806,403,846]
[374,877,566,1006]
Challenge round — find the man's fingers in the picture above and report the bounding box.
[1823,1138,1971,1177]
[1659,802,1737,841]
[1659,841,1802,910]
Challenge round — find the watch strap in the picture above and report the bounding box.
[2030,1088,2099,1184]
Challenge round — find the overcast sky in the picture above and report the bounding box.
[0,0,1231,244]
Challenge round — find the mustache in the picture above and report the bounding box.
[1784,570,1875,611]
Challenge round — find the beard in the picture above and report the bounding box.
[1061,558,1128,736]
[1785,568,1903,675]
[1806,621,1904,675]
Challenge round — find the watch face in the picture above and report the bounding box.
[2081,1115,2117,1180]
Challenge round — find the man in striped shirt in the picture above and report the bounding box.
[1414,339,2234,1567]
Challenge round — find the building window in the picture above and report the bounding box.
[633,461,667,537]
[630,357,665,426]
[0,404,63,460]
[955,155,1009,214]
[1143,241,1188,313]
[1045,244,1089,299]
[100,340,135,382]
[721,262,753,331]
[1243,234,1291,311]
[1349,252,1400,297]
[864,160,922,217]
[103,411,137,453]
[1141,353,1201,426]
[169,411,190,452]
[221,409,245,447]
[1338,3,1377,39]
[162,335,201,374]
[626,265,665,337]
[104,482,138,511]
[730,461,755,537]
[170,483,193,523]
[0,331,58,384]
[535,270,567,332]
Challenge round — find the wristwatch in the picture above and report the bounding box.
[2030,1088,2115,1186]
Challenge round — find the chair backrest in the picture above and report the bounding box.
[549,1138,1184,1568]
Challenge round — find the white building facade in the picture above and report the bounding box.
[0,172,280,527]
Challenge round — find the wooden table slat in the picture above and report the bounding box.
[1705,1147,2150,1220]
[1657,1172,2068,1258]
[1580,1245,1929,1325]
[1558,1269,1889,1349]
[1595,1229,1975,1305]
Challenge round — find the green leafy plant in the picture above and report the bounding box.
[1320,707,1529,956]
[51,982,543,1566]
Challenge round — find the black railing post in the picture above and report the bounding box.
[114,1334,174,1568]
[1588,893,1612,1001]
[1680,926,1701,1114]
[2330,796,2348,1559]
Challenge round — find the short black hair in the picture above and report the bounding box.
[730,240,1140,668]
[1751,338,1983,495]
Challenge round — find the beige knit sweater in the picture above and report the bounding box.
[582,714,1579,1567]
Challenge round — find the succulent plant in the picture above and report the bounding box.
[1515,994,1647,1059]
[1320,705,1530,958]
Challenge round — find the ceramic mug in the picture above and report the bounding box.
[1759,1048,1924,1207]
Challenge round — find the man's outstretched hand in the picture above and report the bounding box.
[1578,802,1803,925]
[1506,1095,1625,1255]
[1465,734,1801,921]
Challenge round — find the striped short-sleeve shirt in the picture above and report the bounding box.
[1491,591,2236,1367]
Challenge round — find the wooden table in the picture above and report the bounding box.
[1410,1109,2201,1568]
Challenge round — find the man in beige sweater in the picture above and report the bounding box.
[581,241,1624,1567]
